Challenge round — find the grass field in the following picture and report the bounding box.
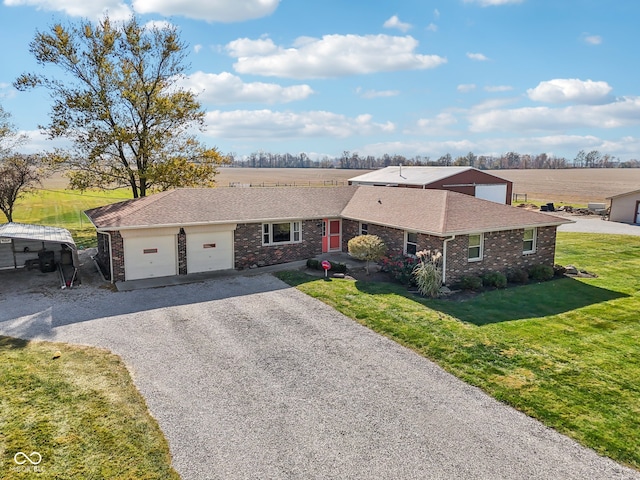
[0,337,179,479]
[276,232,640,469]
[11,189,131,248]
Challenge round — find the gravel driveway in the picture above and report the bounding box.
[556,213,640,235]
[1,269,638,480]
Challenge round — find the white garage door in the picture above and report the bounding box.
[475,184,507,204]
[124,235,177,281]
[186,229,234,274]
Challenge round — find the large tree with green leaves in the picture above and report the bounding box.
[15,15,226,198]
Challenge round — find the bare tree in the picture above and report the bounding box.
[0,154,43,222]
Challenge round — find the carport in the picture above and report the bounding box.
[0,222,80,285]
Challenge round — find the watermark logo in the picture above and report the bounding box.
[12,451,44,473]
[14,452,42,465]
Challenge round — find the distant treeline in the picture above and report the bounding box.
[226,150,640,170]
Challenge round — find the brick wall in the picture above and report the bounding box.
[342,219,442,256]
[177,230,187,275]
[95,232,111,280]
[343,220,557,285]
[234,219,324,269]
[444,226,557,284]
[107,231,125,282]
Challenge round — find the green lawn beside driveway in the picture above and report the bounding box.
[0,337,179,479]
[276,232,640,469]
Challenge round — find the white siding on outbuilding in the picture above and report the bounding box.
[608,190,640,224]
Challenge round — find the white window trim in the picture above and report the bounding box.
[262,221,302,246]
[468,233,484,262]
[523,227,537,254]
[360,222,369,236]
[404,231,418,256]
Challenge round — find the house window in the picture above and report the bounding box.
[523,228,537,254]
[468,233,483,261]
[360,223,368,235]
[262,221,301,246]
[405,232,418,256]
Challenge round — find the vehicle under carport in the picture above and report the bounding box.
[0,222,80,287]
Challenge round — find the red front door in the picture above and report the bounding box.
[322,219,342,252]
[328,219,341,251]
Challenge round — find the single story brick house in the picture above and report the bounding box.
[348,166,513,204]
[607,189,640,224]
[84,186,571,285]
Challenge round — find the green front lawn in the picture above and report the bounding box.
[0,337,179,479]
[276,232,640,469]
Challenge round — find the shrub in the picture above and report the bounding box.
[458,275,483,291]
[507,268,529,284]
[482,271,507,289]
[306,258,320,270]
[330,262,347,274]
[528,264,554,282]
[348,235,386,274]
[413,249,443,297]
[379,254,419,286]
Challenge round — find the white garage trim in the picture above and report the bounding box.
[475,184,508,204]
[184,224,236,274]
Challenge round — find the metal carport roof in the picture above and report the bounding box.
[0,222,77,247]
[0,222,79,271]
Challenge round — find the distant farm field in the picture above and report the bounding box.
[43,167,640,204]
[215,168,640,204]
[497,169,640,204]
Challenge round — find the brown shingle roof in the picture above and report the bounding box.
[85,185,572,234]
[341,187,570,235]
[84,186,358,229]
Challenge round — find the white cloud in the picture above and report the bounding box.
[131,0,280,22]
[383,15,412,33]
[464,0,523,6]
[468,97,640,133]
[484,85,513,92]
[203,110,395,139]
[4,0,132,19]
[527,79,613,104]
[194,44,203,54]
[582,34,603,45]
[179,71,313,105]
[457,84,476,93]
[356,88,400,99]
[226,34,446,79]
[467,52,489,61]
[412,113,458,135]
[434,9,440,18]
[426,23,438,32]
[15,129,72,154]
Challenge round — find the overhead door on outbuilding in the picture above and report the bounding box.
[185,224,235,274]
[121,228,178,281]
[475,184,508,204]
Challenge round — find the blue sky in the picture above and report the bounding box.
[1,0,639,161]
